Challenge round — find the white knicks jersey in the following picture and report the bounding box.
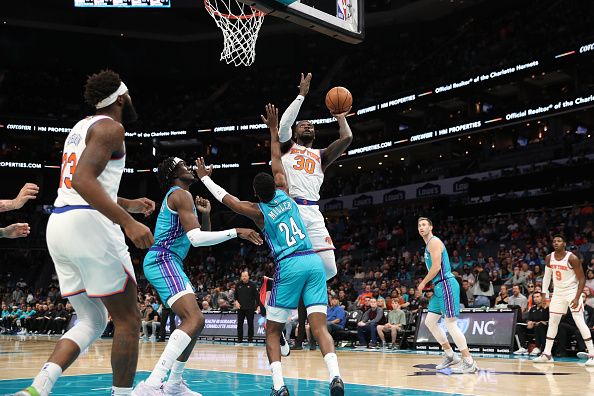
[281,143,324,202]
[549,251,578,292]
[54,115,125,207]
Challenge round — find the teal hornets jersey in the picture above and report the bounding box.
[258,189,312,261]
[152,186,196,260]
[424,236,454,284]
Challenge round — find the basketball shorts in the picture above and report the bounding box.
[549,288,582,315]
[144,249,194,309]
[266,252,328,323]
[428,277,460,318]
[296,205,335,252]
[46,208,136,298]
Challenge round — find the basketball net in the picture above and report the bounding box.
[204,0,265,67]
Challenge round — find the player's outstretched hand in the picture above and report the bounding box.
[260,103,279,130]
[13,183,39,209]
[194,157,213,179]
[128,197,156,217]
[331,106,352,119]
[195,196,211,214]
[1,223,30,239]
[236,228,263,246]
[123,220,154,249]
[299,72,312,96]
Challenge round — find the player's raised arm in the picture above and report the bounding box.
[261,103,288,194]
[279,73,311,151]
[418,238,443,293]
[195,157,265,229]
[321,109,353,172]
[72,120,154,249]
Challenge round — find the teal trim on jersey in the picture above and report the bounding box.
[258,190,312,261]
[152,186,195,261]
[424,236,454,284]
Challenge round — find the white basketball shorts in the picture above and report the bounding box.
[46,208,136,298]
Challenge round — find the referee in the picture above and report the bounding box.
[235,271,259,345]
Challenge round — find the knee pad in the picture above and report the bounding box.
[425,312,448,345]
[62,295,108,351]
[444,318,468,351]
[317,250,337,280]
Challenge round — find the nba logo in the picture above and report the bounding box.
[336,0,347,20]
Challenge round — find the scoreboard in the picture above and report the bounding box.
[74,0,170,7]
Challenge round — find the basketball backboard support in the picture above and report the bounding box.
[239,0,364,44]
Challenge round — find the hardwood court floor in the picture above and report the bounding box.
[1,336,593,395]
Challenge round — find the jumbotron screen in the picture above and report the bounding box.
[74,0,170,7]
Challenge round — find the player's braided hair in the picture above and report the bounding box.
[84,69,122,107]
[157,157,179,192]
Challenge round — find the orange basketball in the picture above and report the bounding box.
[325,86,353,114]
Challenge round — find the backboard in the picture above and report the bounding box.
[240,0,364,44]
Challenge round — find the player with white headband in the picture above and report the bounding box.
[16,70,155,396]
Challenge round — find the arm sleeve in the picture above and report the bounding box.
[186,227,237,247]
[542,266,553,298]
[279,95,305,143]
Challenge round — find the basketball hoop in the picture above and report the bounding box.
[204,0,265,67]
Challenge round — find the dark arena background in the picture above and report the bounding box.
[1,1,594,395]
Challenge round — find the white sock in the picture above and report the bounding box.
[111,386,133,395]
[444,348,454,358]
[323,353,340,381]
[145,329,192,387]
[167,359,187,384]
[463,356,474,364]
[270,361,284,391]
[31,362,62,396]
[543,339,554,356]
[585,339,594,354]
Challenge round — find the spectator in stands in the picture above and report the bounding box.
[357,285,373,307]
[356,298,383,348]
[51,303,69,335]
[141,305,160,342]
[377,301,406,349]
[308,296,346,350]
[337,290,349,310]
[201,301,212,311]
[508,285,528,316]
[584,287,594,310]
[586,270,594,291]
[505,266,529,292]
[514,292,549,355]
[472,271,494,308]
[462,280,474,307]
[495,285,510,307]
[284,310,299,345]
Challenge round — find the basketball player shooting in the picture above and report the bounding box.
[533,235,594,366]
[278,73,353,281]
[195,104,344,396]
[417,217,479,374]
[16,70,155,396]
